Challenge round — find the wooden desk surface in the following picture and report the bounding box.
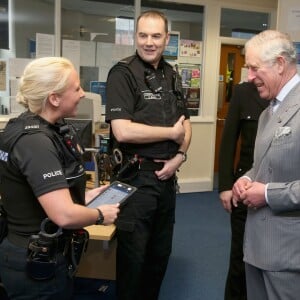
[85,224,116,241]
[78,224,117,280]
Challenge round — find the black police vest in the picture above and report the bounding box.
[0,112,86,205]
[111,55,186,159]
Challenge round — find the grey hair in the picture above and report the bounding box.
[245,30,296,65]
[16,56,74,114]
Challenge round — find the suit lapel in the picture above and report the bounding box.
[255,83,300,167]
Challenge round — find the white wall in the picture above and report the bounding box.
[277,0,300,41]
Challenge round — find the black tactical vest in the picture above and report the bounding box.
[110,54,187,159]
[0,111,86,205]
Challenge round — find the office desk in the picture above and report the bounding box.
[76,224,117,280]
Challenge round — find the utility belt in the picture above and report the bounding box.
[135,157,164,171]
[110,151,180,192]
[7,218,89,280]
[113,153,164,180]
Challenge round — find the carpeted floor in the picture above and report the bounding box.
[159,190,230,300]
[73,190,231,300]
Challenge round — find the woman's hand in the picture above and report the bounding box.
[86,185,120,225]
[85,185,109,205]
[97,204,120,225]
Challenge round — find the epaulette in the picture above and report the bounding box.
[118,55,136,66]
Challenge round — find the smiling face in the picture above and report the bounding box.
[135,15,170,69]
[56,68,85,118]
[245,48,284,101]
[244,30,298,101]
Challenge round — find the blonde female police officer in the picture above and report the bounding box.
[0,57,119,299]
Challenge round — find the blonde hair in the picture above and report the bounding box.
[16,56,74,114]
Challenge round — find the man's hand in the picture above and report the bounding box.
[240,181,267,209]
[219,190,233,213]
[171,115,185,145]
[154,155,182,181]
[232,177,252,207]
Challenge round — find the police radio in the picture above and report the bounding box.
[144,69,163,93]
[58,122,84,157]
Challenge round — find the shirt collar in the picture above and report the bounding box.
[276,73,300,103]
[135,51,165,70]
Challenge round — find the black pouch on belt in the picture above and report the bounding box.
[26,218,63,280]
[26,235,58,280]
[0,205,8,244]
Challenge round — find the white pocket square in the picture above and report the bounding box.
[274,126,291,139]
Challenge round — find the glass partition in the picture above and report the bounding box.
[220,8,269,38]
[0,0,55,116]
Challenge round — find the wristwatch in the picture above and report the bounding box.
[177,150,187,162]
[95,208,104,225]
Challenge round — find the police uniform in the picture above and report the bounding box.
[0,111,86,299]
[106,53,189,300]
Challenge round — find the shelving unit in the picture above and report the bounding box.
[178,63,201,116]
[177,39,202,116]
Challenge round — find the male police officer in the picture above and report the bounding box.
[105,10,192,300]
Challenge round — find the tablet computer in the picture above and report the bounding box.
[86,181,137,208]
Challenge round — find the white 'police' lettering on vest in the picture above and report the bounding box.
[43,170,63,180]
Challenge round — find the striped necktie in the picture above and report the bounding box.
[270,98,279,115]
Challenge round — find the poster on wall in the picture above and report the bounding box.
[180,40,202,58]
[163,31,180,61]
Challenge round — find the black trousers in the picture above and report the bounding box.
[224,203,247,300]
[0,238,73,300]
[115,169,176,300]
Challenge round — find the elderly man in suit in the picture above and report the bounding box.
[219,81,268,300]
[232,30,300,300]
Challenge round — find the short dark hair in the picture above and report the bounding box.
[136,10,168,33]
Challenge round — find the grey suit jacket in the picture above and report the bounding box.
[244,82,300,271]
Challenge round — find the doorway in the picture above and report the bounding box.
[214,44,245,173]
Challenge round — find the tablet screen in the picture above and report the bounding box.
[87,181,137,208]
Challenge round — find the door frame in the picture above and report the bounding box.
[214,37,246,173]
